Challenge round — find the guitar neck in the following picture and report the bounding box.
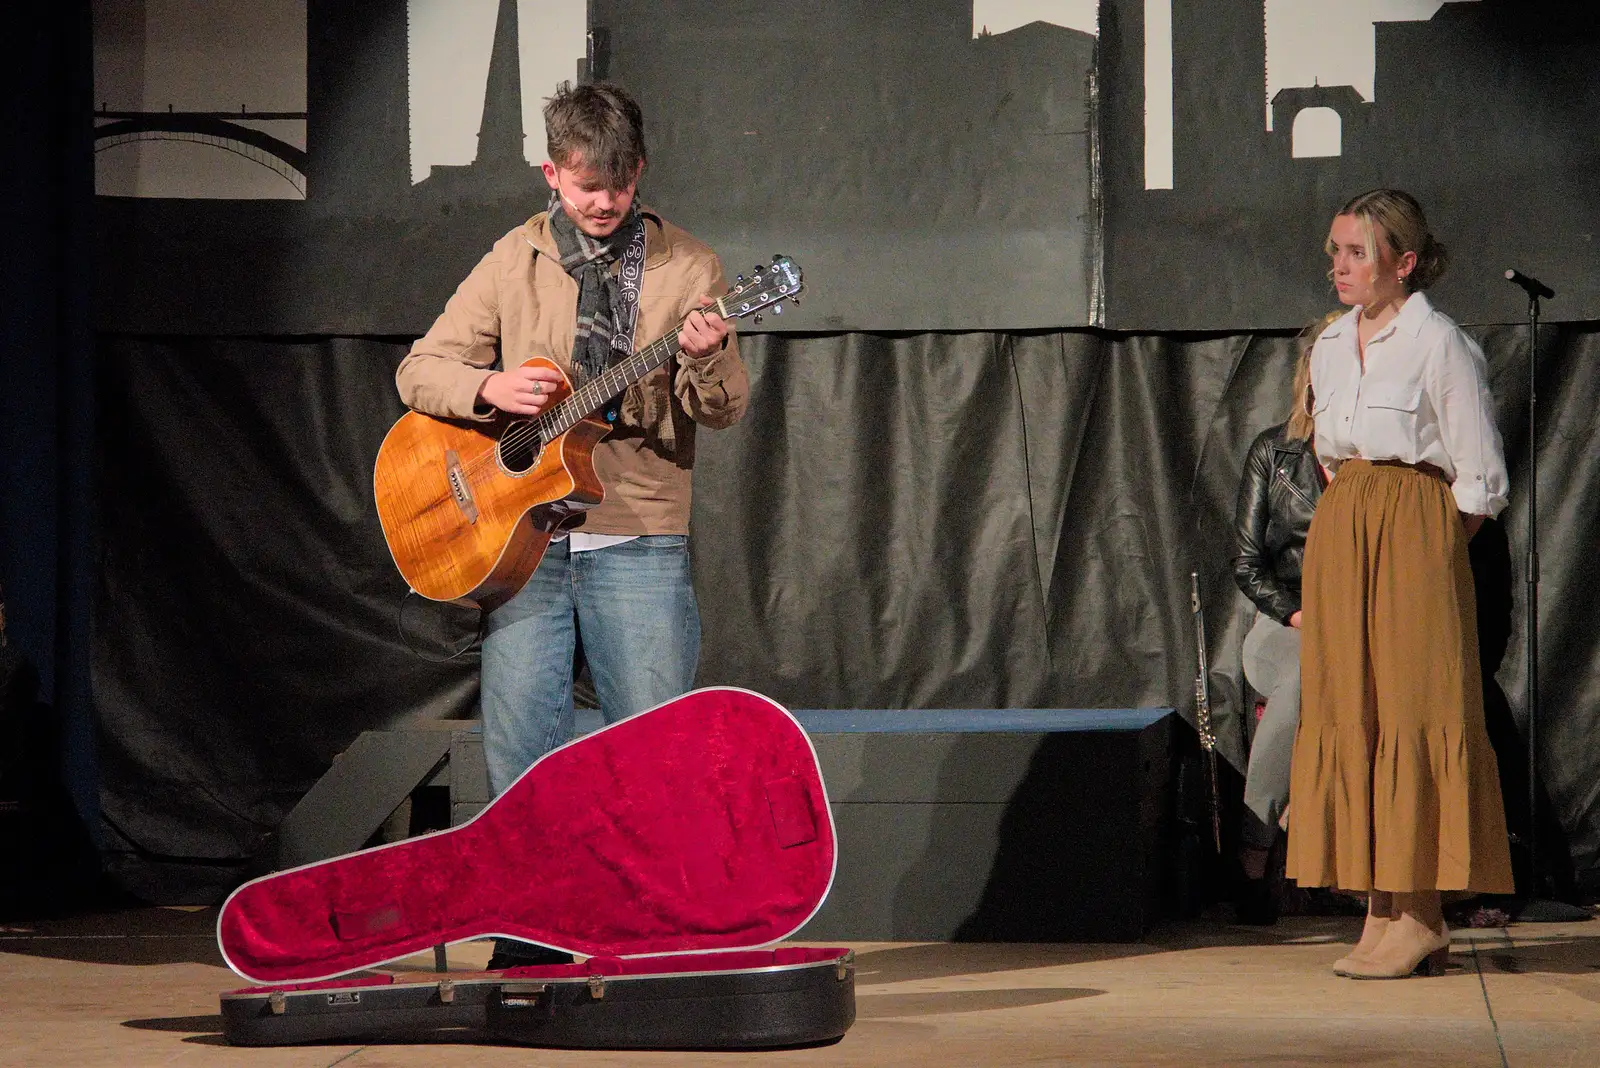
[537,297,728,438]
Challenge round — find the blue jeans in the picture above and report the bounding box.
[480,535,701,795]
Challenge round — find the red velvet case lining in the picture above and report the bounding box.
[218,688,836,984]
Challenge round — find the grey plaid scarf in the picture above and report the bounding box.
[547,194,646,384]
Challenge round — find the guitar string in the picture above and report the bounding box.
[510,274,795,453]
[456,319,687,479]
[461,283,787,477]
[467,295,720,476]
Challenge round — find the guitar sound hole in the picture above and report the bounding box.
[498,421,543,474]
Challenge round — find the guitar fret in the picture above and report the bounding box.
[538,336,680,439]
[511,278,785,457]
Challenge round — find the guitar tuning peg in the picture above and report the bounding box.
[772,303,782,314]
[772,254,781,262]
[753,313,763,325]
[735,274,744,283]
[790,295,800,306]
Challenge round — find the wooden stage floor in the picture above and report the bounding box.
[1,908,1595,1067]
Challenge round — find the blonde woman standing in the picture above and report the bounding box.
[1287,189,1514,979]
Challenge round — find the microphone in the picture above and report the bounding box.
[1504,269,1555,300]
[551,177,582,215]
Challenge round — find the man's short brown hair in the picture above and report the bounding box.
[543,81,647,191]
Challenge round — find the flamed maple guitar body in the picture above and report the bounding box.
[374,358,607,612]
[374,255,803,611]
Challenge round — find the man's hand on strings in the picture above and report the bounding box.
[479,364,565,416]
[679,296,729,360]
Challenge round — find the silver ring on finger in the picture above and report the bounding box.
[532,381,544,396]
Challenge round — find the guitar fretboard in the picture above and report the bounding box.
[531,296,728,439]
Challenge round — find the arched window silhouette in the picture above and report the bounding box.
[1292,107,1342,158]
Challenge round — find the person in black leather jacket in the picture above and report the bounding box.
[1231,336,1327,921]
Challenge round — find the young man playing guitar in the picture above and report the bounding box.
[395,82,746,965]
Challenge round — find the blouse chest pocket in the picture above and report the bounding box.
[1309,392,1334,441]
[1361,382,1422,415]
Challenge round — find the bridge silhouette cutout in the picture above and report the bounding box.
[94,109,309,196]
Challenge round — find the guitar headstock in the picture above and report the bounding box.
[718,255,803,326]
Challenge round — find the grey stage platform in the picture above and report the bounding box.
[264,706,1176,943]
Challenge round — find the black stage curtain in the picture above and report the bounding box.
[94,327,1600,903]
[0,0,101,913]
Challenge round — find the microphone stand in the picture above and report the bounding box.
[1503,268,1588,923]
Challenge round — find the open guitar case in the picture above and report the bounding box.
[216,687,854,1049]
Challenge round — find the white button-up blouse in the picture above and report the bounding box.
[1310,291,1509,517]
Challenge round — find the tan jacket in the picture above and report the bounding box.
[395,208,748,535]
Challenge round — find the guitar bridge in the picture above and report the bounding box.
[445,450,479,524]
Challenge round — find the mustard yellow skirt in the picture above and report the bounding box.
[1285,459,1513,893]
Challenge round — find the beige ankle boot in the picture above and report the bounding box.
[1332,891,1394,976]
[1331,914,1390,975]
[1342,911,1450,980]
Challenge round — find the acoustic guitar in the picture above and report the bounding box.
[374,255,802,611]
